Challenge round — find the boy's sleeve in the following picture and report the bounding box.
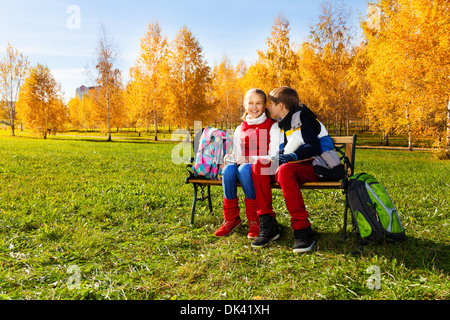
[294,116,321,160]
[268,122,281,157]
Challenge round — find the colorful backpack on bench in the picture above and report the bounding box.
[191,127,233,180]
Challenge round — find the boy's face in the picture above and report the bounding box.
[268,101,285,120]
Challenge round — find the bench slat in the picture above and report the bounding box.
[186,179,342,189]
[331,136,354,144]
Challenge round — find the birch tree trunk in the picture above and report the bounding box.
[447,99,450,154]
[406,104,413,151]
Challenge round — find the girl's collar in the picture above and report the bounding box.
[245,113,267,125]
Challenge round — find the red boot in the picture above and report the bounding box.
[214,198,242,237]
[244,198,260,239]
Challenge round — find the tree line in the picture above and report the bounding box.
[1,0,449,155]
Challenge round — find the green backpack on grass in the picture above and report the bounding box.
[348,173,405,246]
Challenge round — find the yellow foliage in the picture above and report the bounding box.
[127,21,169,138]
[210,55,245,129]
[16,64,67,138]
[362,0,450,150]
[167,26,211,130]
[251,14,298,93]
[8,0,449,151]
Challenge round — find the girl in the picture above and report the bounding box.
[215,88,280,239]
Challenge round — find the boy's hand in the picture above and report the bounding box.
[276,153,298,165]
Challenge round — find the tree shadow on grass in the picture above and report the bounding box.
[186,201,449,275]
[51,136,176,145]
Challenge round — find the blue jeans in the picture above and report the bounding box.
[222,164,255,200]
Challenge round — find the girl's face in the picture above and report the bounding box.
[245,93,266,119]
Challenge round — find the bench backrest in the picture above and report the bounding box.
[191,129,357,178]
[331,135,357,178]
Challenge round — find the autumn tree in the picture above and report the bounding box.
[241,61,271,97]
[211,55,244,129]
[346,43,371,133]
[362,0,450,153]
[306,0,356,135]
[294,42,322,112]
[167,26,211,131]
[0,43,30,136]
[89,25,125,141]
[392,0,450,153]
[245,14,298,95]
[234,59,248,112]
[363,0,415,146]
[128,21,169,140]
[68,93,93,134]
[124,78,143,132]
[260,14,298,88]
[68,95,82,130]
[16,64,67,139]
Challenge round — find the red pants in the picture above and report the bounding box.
[252,159,318,230]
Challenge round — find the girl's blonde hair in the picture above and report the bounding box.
[241,88,270,120]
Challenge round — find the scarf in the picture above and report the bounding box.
[240,114,275,157]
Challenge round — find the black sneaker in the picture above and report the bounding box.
[251,215,280,248]
[293,227,316,253]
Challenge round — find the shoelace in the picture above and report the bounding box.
[248,220,259,228]
[221,220,237,231]
[258,218,275,237]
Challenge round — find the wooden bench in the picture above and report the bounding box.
[185,134,357,239]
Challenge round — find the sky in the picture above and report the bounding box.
[0,0,370,102]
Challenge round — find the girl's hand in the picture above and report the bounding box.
[235,156,246,165]
[224,154,235,164]
[236,156,255,165]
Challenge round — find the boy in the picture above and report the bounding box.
[251,86,337,253]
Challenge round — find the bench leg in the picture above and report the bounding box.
[189,184,214,225]
[190,184,199,225]
[207,185,213,213]
[343,192,349,240]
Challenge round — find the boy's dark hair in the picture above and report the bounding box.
[268,86,299,110]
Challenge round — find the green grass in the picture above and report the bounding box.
[0,135,449,300]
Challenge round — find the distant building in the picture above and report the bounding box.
[75,85,100,99]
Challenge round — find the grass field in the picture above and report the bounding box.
[0,133,449,300]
